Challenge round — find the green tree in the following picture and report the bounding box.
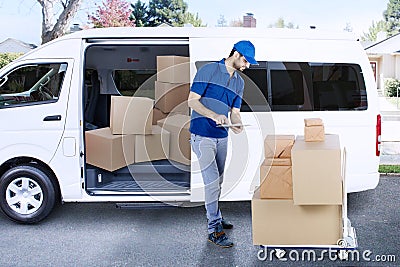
[145,0,203,27]
[361,20,388,41]
[182,12,203,27]
[131,0,148,27]
[384,0,400,37]
[268,17,298,29]
[0,53,23,69]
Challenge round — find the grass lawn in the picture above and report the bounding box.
[379,165,400,173]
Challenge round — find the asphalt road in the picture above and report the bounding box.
[0,175,398,267]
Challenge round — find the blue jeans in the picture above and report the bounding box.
[191,133,228,233]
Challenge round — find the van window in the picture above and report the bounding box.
[240,62,270,112]
[0,63,67,108]
[114,69,156,97]
[311,63,367,111]
[241,62,367,111]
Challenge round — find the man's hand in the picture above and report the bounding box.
[230,125,243,134]
[230,107,243,134]
[212,114,229,125]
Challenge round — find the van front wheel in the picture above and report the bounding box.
[0,165,56,224]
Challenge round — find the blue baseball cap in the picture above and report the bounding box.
[233,40,258,65]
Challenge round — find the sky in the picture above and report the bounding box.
[0,0,390,45]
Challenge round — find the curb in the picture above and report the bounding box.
[379,172,400,177]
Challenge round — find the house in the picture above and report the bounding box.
[0,38,37,53]
[364,33,400,91]
[243,13,256,28]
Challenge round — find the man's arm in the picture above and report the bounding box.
[188,91,228,125]
[230,107,243,134]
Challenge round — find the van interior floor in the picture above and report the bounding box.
[85,160,190,196]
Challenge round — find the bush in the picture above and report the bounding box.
[384,78,400,97]
[0,52,23,69]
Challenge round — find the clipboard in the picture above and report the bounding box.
[216,123,250,128]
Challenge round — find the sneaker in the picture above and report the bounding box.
[208,224,234,248]
[221,218,233,229]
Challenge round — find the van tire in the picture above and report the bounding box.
[0,165,56,224]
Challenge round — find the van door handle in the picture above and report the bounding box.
[43,115,62,121]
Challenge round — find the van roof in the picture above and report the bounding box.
[64,27,357,41]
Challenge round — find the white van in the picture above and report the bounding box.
[0,27,380,223]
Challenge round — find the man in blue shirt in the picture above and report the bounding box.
[188,40,258,248]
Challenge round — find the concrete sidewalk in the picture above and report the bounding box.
[379,96,400,165]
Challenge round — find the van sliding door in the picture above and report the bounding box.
[83,39,192,199]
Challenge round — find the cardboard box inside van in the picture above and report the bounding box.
[85,127,135,172]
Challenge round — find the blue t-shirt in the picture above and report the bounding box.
[190,59,244,138]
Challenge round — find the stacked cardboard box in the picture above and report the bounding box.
[157,114,191,165]
[110,96,153,135]
[291,134,343,205]
[259,135,295,199]
[86,96,170,171]
[252,189,342,245]
[304,118,325,142]
[153,56,190,125]
[85,127,135,172]
[252,130,344,246]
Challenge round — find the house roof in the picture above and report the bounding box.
[0,38,37,53]
[364,32,400,54]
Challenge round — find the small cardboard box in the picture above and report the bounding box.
[110,96,153,135]
[85,127,135,172]
[252,189,342,245]
[264,135,295,158]
[157,114,191,165]
[155,81,190,113]
[304,125,325,142]
[152,107,169,125]
[157,56,190,83]
[260,164,293,199]
[135,125,170,163]
[291,134,343,205]
[304,118,323,126]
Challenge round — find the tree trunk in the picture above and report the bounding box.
[37,0,83,44]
